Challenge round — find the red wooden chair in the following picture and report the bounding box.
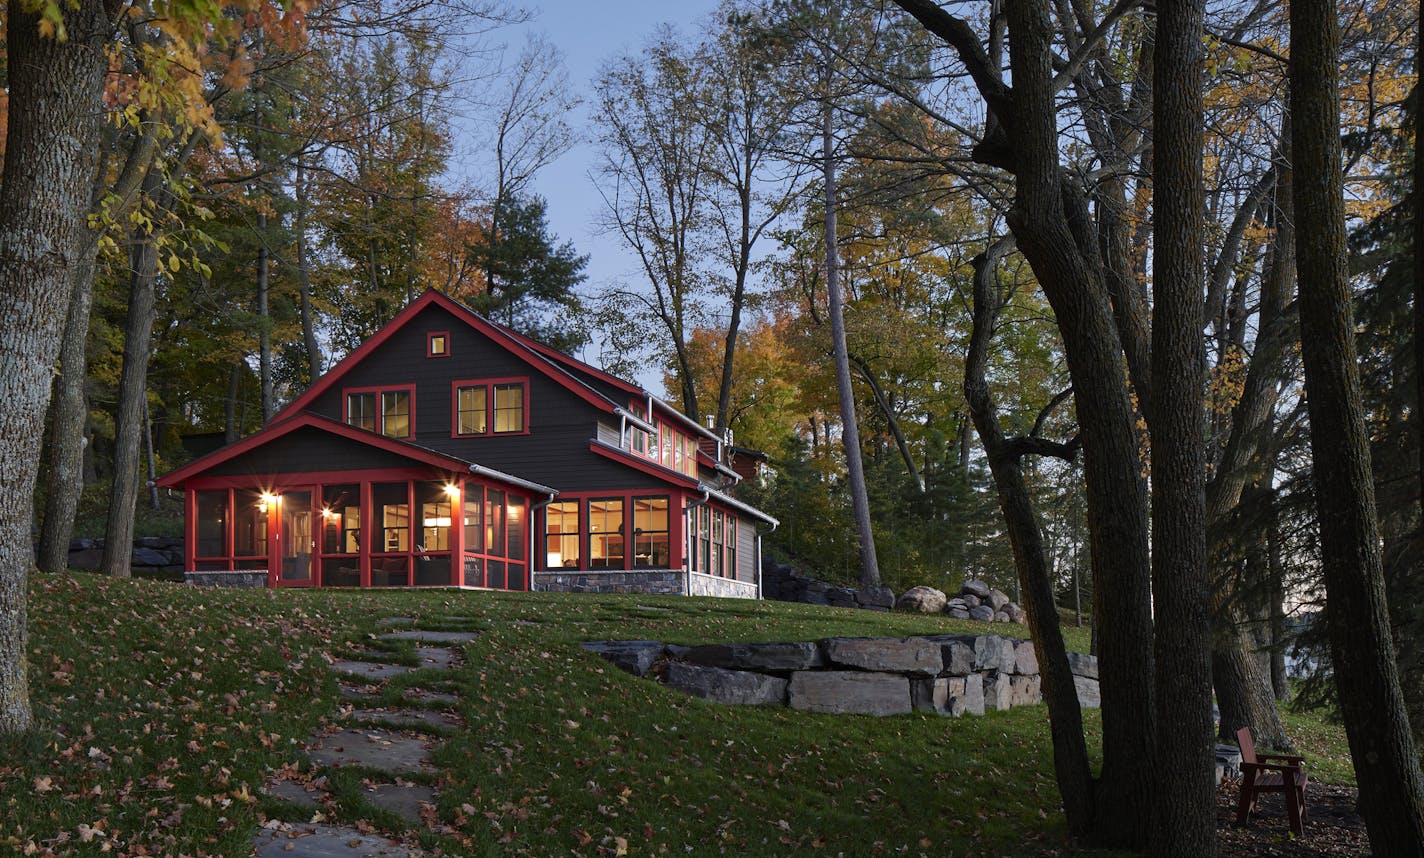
[1235,726,1308,836]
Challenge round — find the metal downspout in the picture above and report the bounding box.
[684,488,710,595]
[530,492,556,591]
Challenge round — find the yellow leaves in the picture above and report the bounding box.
[1208,345,1248,417]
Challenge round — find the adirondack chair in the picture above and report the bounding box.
[1235,726,1308,835]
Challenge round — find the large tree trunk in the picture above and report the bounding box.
[295,162,322,384]
[101,170,166,579]
[1148,0,1216,851]
[0,0,115,734]
[966,236,1095,839]
[822,99,880,592]
[1290,0,1424,850]
[1002,0,1155,845]
[37,124,160,574]
[257,209,274,421]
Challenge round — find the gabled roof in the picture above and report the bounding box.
[157,412,536,491]
[269,290,628,427]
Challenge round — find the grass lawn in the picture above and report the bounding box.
[0,573,1352,856]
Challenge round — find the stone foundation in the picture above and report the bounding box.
[184,570,268,587]
[534,569,759,599]
[586,633,1101,718]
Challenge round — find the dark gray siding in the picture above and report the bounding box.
[206,426,421,476]
[304,304,669,493]
[736,518,758,583]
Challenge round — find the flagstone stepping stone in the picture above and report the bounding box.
[253,822,419,857]
[378,617,416,627]
[414,646,459,669]
[378,630,480,644]
[330,661,415,681]
[345,708,464,730]
[305,729,435,774]
[264,777,328,809]
[338,681,381,701]
[401,688,460,706]
[363,782,439,824]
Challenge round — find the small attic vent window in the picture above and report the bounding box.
[427,332,449,358]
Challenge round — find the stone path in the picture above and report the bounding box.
[258,617,479,857]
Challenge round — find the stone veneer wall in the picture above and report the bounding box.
[584,634,1101,718]
[687,572,758,600]
[534,569,686,596]
[184,570,268,587]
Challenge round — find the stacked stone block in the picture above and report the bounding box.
[585,633,1101,718]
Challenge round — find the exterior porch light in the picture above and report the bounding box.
[258,491,280,513]
[443,483,461,498]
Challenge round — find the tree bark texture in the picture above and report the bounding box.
[822,101,880,591]
[1289,0,1424,850]
[966,236,1095,839]
[37,123,160,574]
[257,209,274,421]
[1148,0,1216,851]
[296,162,322,384]
[101,169,165,578]
[1002,0,1155,845]
[0,0,115,733]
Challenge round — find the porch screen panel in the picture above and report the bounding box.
[506,497,526,561]
[546,501,580,568]
[370,556,409,587]
[415,555,450,586]
[321,484,360,554]
[374,482,410,553]
[196,490,228,560]
[487,560,506,589]
[464,489,484,552]
[233,489,268,568]
[417,482,452,552]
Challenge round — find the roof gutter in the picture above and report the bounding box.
[698,483,779,527]
[615,406,658,435]
[468,463,558,497]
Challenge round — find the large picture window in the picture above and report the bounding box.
[633,497,669,567]
[589,499,625,569]
[545,501,580,568]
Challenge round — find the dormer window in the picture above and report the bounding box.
[427,331,450,358]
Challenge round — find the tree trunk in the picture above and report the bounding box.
[101,170,165,579]
[823,99,880,592]
[1148,0,1216,850]
[1290,0,1424,849]
[0,0,115,735]
[225,363,241,444]
[295,162,322,384]
[1002,0,1155,845]
[852,355,925,493]
[966,236,1095,839]
[257,209,274,421]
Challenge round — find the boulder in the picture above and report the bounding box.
[582,640,665,676]
[1014,640,1039,675]
[68,538,97,551]
[663,662,787,706]
[993,611,1010,623]
[983,671,1013,711]
[946,608,971,620]
[960,594,982,610]
[1066,651,1099,679]
[961,579,991,599]
[1006,604,1028,624]
[821,637,943,676]
[788,671,911,716]
[911,677,965,717]
[68,548,103,570]
[136,536,168,549]
[945,598,969,611]
[683,641,823,672]
[856,587,896,610]
[961,672,985,716]
[828,587,858,607]
[895,586,947,613]
[986,589,1010,611]
[1073,675,1102,708]
[968,605,995,623]
[131,547,170,567]
[1010,674,1042,707]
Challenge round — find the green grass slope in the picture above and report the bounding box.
[0,573,1349,856]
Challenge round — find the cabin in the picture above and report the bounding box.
[158,290,776,599]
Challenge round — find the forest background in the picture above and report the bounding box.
[6,0,1424,852]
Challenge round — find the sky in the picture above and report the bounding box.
[450,0,722,381]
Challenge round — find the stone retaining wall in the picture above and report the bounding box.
[64,536,185,579]
[584,634,1101,717]
[687,572,758,600]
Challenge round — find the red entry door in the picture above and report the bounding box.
[275,489,315,587]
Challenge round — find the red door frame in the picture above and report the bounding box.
[271,486,318,588]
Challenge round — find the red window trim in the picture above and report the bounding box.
[342,384,416,440]
[427,330,451,358]
[536,489,677,572]
[450,376,530,437]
